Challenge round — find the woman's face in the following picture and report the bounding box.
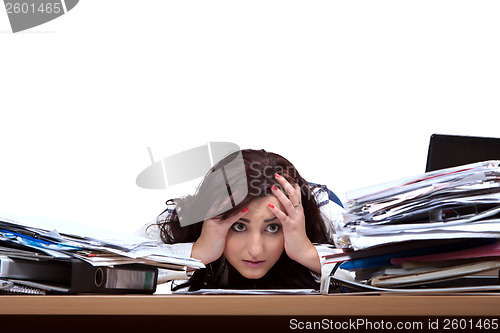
[223,195,285,279]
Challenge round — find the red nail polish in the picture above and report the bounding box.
[275,173,281,179]
[242,207,249,213]
[268,203,275,209]
[272,185,278,191]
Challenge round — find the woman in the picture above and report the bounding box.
[149,149,344,291]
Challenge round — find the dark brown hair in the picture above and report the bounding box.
[156,149,330,290]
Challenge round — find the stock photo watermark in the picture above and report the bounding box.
[136,142,313,227]
[136,142,248,227]
[3,0,79,33]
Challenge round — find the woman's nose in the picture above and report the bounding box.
[247,232,264,257]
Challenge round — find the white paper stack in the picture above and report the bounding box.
[338,160,500,250]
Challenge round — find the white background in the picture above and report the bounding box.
[0,1,499,233]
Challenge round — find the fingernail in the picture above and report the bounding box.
[242,207,249,213]
[268,203,275,209]
[275,173,281,179]
[272,185,278,191]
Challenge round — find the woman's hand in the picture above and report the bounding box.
[190,208,249,265]
[268,173,321,274]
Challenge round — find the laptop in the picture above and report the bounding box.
[426,134,500,172]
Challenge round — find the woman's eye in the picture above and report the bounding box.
[231,223,246,232]
[266,224,281,233]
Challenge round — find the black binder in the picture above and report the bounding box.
[69,260,158,294]
[1,257,158,294]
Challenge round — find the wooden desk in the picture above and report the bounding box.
[1,294,500,316]
[2,295,499,332]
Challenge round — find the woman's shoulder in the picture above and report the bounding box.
[310,184,345,242]
[310,184,343,208]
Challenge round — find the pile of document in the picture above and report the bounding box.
[0,215,203,294]
[324,160,500,293]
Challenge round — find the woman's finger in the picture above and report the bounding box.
[274,173,298,197]
[273,174,302,212]
[268,202,290,225]
[290,183,303,208]
[270,184,293,210]
[223,206,249,225]
[274,173,301,204]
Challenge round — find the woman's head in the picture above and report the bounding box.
[158,149,329,289]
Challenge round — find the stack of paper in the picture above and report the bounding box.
[0,215,204,294]
[324,161,500,293]
[340,160,500,250]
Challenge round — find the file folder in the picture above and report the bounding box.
[69,260,158,294]
[0,257,158,294]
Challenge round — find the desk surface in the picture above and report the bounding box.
[1,294,500,316]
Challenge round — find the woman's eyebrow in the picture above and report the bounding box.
[238,217,278,223]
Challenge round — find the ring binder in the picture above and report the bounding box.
[0,279,45,295]
[1,257,158,294]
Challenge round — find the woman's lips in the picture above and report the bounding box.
[243,260,265,267]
